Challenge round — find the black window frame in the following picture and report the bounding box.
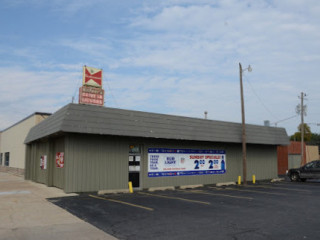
[0,153,2,166]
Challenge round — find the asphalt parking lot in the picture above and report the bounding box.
[49,180,320,240]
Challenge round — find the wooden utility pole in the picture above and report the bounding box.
[300,92,305,166]
[239,63,247,185]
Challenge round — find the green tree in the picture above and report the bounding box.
[308,133,320,145]
[290,123,312,142]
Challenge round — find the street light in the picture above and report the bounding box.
[239,63,252,185]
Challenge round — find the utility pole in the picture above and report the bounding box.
[239,63,247,185]
[239,63,252,185]
[300,92,306,166]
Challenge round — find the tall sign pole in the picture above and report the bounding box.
[239,63,247,185]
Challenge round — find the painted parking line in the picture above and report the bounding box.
[244,184,311,193]
[89,194,154,211]
[272,182,320,186]
[267,182,320,188]
[209,186,286,196]
[138,192,210,205]
[0,190,31,196]
[180,189,253,200]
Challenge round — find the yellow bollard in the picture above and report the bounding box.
[238,176,241,185]
[252,175,256,184]
[128,181,133,193]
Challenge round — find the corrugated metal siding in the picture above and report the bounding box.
[27,143,38,182]
[35,141,49,184]
[24,144,31,180]
[246,144,277,179]
[288,155,301,169]
[25,141,52,185]
[60,134,279,192]
[277,146,288,175]
[64,134,128,193]
[26,131,280,193]
[52,137,65,189]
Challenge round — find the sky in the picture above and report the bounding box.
[1,0,320,136]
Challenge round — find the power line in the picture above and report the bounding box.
[243,74,277,120]
[271,115,298,127]
[105,77,119,108]
[72,77,82,103]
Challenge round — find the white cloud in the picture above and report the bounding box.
[2,0,105,15]
[1,0,320,135]
[117,1,320,134]
[0,67,80,130]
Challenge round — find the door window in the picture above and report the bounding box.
[129,145,141,188]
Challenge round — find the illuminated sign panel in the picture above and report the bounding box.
[79,86,104,106]
[83,66,103,88]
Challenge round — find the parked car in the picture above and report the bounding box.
[286,160,320,182]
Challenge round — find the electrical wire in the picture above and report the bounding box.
[271,115,298,126]
[105,77,119,108]
[72,76,82,103]
[243,74,278,120]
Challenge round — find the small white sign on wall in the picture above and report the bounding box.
[40,155,47,170]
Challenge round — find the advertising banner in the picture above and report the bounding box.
[40,155,47,170]
[79,86,104,106]
[148,148,226,177]
[83,66,103,88]
[56,152,64,168]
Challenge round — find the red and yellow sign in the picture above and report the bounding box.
[83,66,103,88]
[56,152,64,168]
[79,66,105,106]
[79,86,104,106]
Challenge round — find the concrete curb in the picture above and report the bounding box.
[179,184,203,189]
[148,186,175,192]
[216,182,236,187]
[98,189,130,195]
[271,178,285,183]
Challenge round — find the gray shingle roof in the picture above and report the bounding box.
[25,103,289,145]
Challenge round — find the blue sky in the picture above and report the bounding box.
[1,0,320,135]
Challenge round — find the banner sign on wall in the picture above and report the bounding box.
[56,152,64,168]
[40,155,47,170]
[148,148,226,177]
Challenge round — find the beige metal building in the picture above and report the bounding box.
[0,112,51,175]
[306,145,320,163]
[25,104,289,193]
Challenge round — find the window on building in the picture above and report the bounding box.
[4,152,9,166]
[129,145,141,154]
[0,153,2,165]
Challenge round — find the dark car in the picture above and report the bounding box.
[286,160,320,182]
